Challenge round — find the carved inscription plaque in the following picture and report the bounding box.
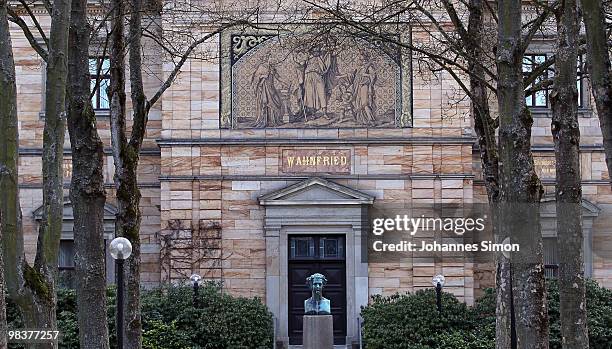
[534,156,556,178]
[281,149,351,174]
[63,158,73,180]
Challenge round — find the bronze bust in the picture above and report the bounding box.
[304,273,331,315]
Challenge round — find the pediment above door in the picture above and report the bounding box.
[258,177,374,206]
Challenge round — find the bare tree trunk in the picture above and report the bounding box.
[111,0,212,345]
[31,0,72,339]
[0,9,9,346]
[120,0,149,346]
[497,0,549,347]
[550,1,589,347]
[582,0,612,186]
[109,0,143,347]
[466,2,499,213]
[0,212,7,349]
[66,0,110,347]
[0,0,35,332]
[2,0,70,345]
[464,1,513,348]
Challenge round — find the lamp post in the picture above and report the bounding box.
[190,274,201,307]
[432,274,445,313]
[110,237,133,349]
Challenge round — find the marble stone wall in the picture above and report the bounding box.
[9,3,612,310]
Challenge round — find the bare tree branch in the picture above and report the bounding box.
[441,0,469,43]
[147,21,250,109]
[17,0,48,47]
[521,1,557,54]
[41,0,51,15]
[7,7,48,61]
[89,33,111,100]
[301,0,498,93]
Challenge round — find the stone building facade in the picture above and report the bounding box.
[9,4,612,348]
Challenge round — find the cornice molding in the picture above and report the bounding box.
[159,174,475,181]
[157,136,477,146]
[19,182,161,189]
[18,147,161,156]
[9,2,107,16]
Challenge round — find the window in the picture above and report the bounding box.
[577,55,584,108]
[58,240,76,288]
[59,240,75,269]
[523,53,584,108]
[523,54,549,107]
[89,57,110,110]
[290,237,315,258]
[34,200,118,288]
[320,237,344,259]
[289,236,345,260]
[542,237,559,278]
[539,198,599,279]
[40,56,111,117]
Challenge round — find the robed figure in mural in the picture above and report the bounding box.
[229,34,399,129]
[251,57,284,127]
[354,53,377,125]
[302,48,338,119]
[288,53,307,120]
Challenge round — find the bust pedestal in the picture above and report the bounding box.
[302,315,334,349]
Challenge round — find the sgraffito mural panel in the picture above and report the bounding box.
[220,27,412,128]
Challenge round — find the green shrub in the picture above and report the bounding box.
[361,289,494,349]
[581,280,612,348]
[142,320,191,349]
[6,283,273,349]
[142,283,274,349]
[471,288,496,343]
[6,278,609,348]
[361,280,612,349]
[6,297,25,349]
[474,279,612,349]
[547,279,612,348]
[55,289,79,349]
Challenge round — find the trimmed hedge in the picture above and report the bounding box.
[6,279,611,348]
[475,279,612,349]
[544,279,612,348]
[361,289,493,349]
[141,285,274,349]
[361,280,612,349]
[7,283,273,349]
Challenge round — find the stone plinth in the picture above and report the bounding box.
[302,315,334,349]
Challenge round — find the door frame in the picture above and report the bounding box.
[259,177,373,347]
[269,224,367,347]
[287,234,348,345]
